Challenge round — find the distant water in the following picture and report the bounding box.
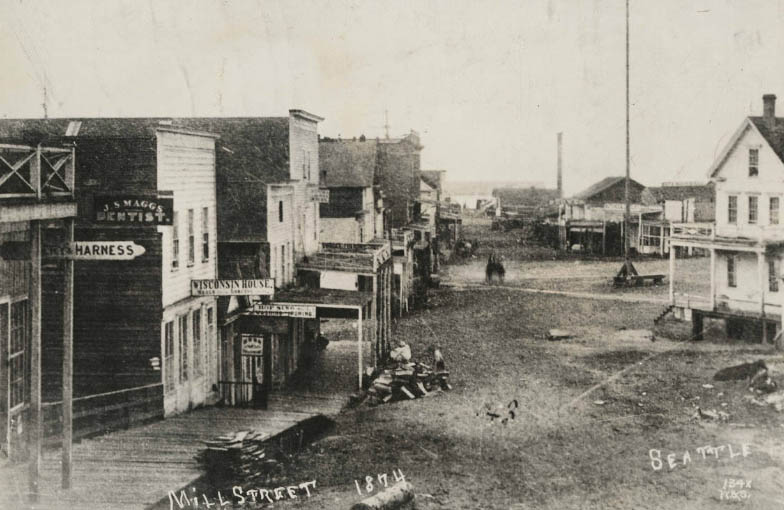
[452,194,494,209]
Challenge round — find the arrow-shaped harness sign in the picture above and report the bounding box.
[44,241,146,260]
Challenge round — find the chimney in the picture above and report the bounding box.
[763,94,776,130]
[556,132,563,198]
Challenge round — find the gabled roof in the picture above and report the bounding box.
[708,116,784,178]
[645,183,714,202]
[750,116,784,165]
[574,176,635,200]
[319,140,377,187]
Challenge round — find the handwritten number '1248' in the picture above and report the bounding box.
[354,469,406,496]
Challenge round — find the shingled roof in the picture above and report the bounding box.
[0,117,294,242]
[319,140,377,187]
[749,116,784,165]
[645,183,714,203]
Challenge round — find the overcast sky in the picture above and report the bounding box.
[2,0,784,194]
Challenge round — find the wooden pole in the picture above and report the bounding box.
[357,306,363,390]
[709,248,716,310]
[669,242,675,304]
[62,218,74,489]
[623,0,632,274]
[28,220,42,502]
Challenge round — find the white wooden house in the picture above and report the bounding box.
[670,94,784,343]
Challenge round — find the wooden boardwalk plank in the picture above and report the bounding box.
[0,401,343,510]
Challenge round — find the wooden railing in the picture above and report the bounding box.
[0,144,75,200]
[217,381,267,408]
[41,383,163,444]
[671,222,714,239]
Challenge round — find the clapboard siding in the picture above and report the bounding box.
[267,186,296,287]
[289,114,321,257]
[0,222,29,299]
[72,227,163,396]
[157,131,218,307]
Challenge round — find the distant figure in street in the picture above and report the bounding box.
[486,251,505,284]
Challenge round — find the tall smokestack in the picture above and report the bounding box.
[557,132,563,198]
[763,94,776,131]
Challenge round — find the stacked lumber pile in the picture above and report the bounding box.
[197,429,274,481]
[366,362,451,405]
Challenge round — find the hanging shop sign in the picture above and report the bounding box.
[191,279,275,297]
[94,194,174,225]
[247,303,316,318]
[241,335,265,355]
[43,241,146,260]
[310,188,330,203]
[373,245,391,270]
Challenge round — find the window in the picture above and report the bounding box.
[728,195,738,224]
[279,201,284,222]
[313,206,318,240]
[202,207,209,261]
[164,321,174,392]
[187,209,195,265]
[771,197,780,225]
[302,149,307,179]
[172,212,179,269]
[281,244,286,283]
[749,196,758,224]
[727,256,736,288]
[9,300,27,409]
[769,259,779,292]
[192,310,202,377]
[307,151,311,180]
[179,315,188,382]
[749,148,759,177]
[206,307,215,381]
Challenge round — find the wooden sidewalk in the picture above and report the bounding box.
[0,393,347,510]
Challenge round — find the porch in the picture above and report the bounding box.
[669,229,783,344]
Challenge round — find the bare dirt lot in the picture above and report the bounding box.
[210,216,784,510]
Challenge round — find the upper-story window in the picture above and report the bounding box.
[279,200,284,222]
[172,211,180,270]
[202,207,210,262]
[748,196,758,224]
[769,259,779,292]
[771,197,780,225]
[749,148,759,177]
[307,151,311,180]
[302,149,307,179]
[187,209,195,266]
[727,195,738,224]
[727,256,737,288]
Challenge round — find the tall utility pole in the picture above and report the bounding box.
[623,0,630,270]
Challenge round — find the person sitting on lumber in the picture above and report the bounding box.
[432,345,446,371]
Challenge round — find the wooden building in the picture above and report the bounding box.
[318,138,384,244]
[0,119,221,431]
[0,142,77,478]
[558,176,648,255]
[177,113,327,406]
[669,94,784,344]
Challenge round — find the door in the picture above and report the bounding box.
[239,334,268,408]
